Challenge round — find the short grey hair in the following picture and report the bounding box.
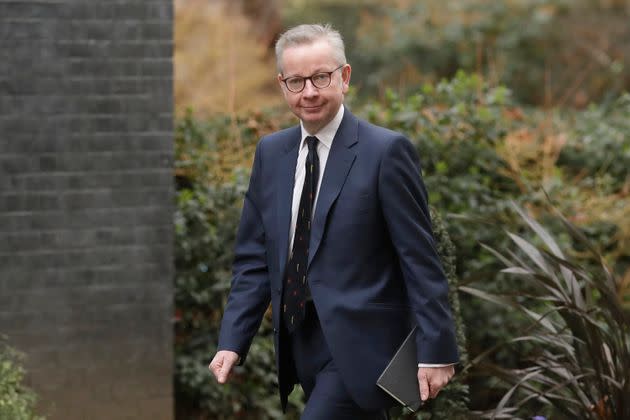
[275,23,347,74]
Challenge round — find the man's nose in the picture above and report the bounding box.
[301,79,319,97]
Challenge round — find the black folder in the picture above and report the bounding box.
[376,326,422,412]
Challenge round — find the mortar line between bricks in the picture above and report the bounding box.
[7,283,172,294]
[0,76,173,82]
[0,193,174,200]
[0,0,66,5]
[0,151,171,157]
[0,205,171,216]
[65,132,173,136]
[0,0,175,4]
[39,38,173,43]
[0,225,174,235]
[65,58,172,63]
[1,186,174,193]
[2,288,173,301]
[0,243,171,257]
[6,169,171,176]
[2,303,173,319]
[55,40,173,45]
[1,187,172,194]
[0,113,173,119]
[1,225,172,235]
[0,94,156,99]
[9,116,174,121]
[1,187,175,193]
[1,262,165,273]
[2,39,173,45]
[1,18,173,24]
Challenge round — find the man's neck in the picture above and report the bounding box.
[300,104,344,138]
[302,119,329,136]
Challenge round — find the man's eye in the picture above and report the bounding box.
[312,74,328,83]
[287,78,304,87]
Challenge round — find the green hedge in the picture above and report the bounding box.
[0,340,42,420]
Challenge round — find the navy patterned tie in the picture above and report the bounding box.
[283,136,319,333]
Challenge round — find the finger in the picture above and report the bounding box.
[429,381,441,399]
[418,372,430,401]
[428,376,448,399]
[208,358,221,380]
[218,357,235,384]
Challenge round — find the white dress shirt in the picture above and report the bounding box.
[288,104,452,369]
[288,104,344,253]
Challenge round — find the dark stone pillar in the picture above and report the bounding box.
[0,1,174,419]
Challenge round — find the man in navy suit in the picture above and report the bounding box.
[209,24,459,419]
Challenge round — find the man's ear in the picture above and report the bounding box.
[341,64,352,93]
[277,73,284,89]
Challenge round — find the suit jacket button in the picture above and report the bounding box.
[276,287,281,294]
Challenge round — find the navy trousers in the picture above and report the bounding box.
[289,302,389,420]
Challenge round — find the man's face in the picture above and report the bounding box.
[278,40,351,134]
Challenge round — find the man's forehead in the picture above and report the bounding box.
[285,38,330,50]
[281,40,336,73]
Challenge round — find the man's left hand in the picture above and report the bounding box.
[417,365,455,401]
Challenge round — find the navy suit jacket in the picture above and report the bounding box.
[217,109,459,411]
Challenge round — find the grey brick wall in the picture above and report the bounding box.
[0,1,174,419]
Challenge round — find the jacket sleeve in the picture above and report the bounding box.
[377,135,459,364]
[217,140,271,364]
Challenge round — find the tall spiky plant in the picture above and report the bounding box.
[461,203,630,419]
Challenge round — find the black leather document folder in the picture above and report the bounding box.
[376,326,422,412]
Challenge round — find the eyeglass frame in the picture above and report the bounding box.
[280,64,346,93]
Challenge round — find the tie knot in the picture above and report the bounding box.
[306,136,318,153]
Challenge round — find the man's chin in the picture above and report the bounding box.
[301,106,324,116]
[302,113,323,122]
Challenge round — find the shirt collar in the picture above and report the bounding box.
[299,104,345,151]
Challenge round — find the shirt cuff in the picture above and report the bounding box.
[417,363,456,368]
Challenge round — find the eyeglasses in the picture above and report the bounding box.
[280,65,345,93]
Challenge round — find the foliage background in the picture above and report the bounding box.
[0,339,42,420]
[175,0,630,117]
[173,0,630,418]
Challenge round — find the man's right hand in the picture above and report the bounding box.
[209,350,240,384]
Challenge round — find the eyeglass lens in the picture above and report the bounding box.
[286,73,331,92]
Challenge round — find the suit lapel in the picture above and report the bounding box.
[308,111,358,268]
[276,127,300,276]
